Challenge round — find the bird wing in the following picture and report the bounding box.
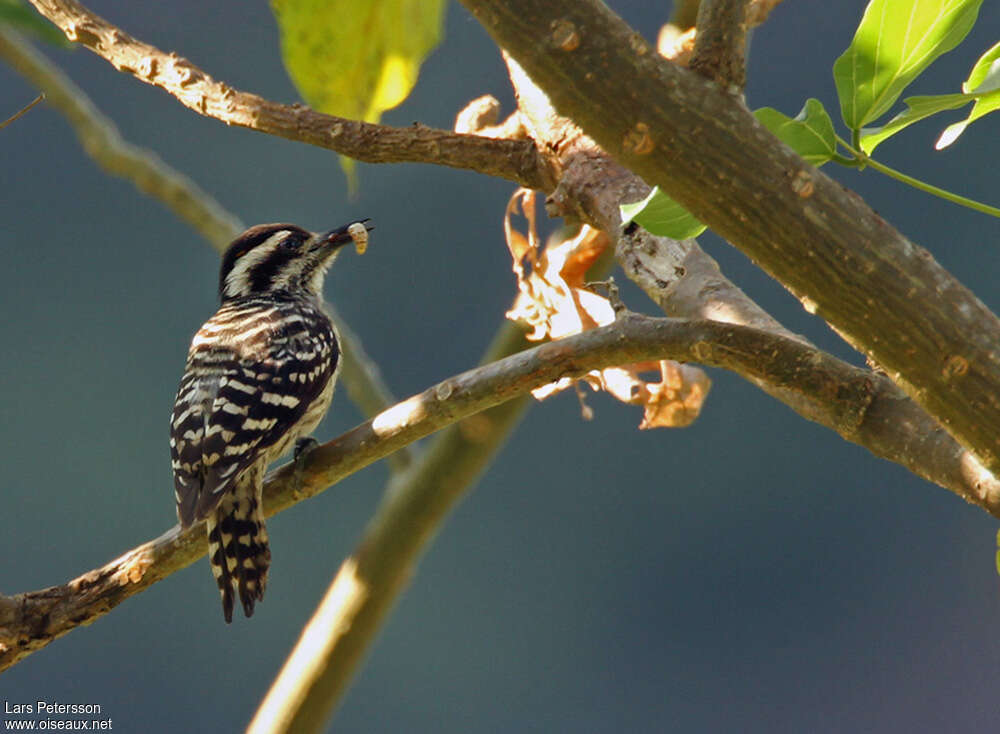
[171,312,338,527]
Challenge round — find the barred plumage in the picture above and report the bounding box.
[171,221,368,622]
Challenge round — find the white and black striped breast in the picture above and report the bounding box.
[170,294,338,526]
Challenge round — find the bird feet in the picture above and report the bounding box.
[294,436,319,462]
[292,437,319,493]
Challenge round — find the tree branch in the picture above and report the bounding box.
[690,0,750,89]
[8,312,990,672]
[502,49,1000,511]
[26,0,555,191]
[459,0,1000,478]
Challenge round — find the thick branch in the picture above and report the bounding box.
[26,0,554,190]
[690,0,750,89]
[504,50,1000,510]
[8,313,993,672]
[460,0,1000,477]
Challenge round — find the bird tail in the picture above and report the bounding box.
[206,483,271,623]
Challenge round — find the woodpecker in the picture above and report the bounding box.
[170,221,370,622]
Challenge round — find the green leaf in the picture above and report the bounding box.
[858,41,1000,153]
[271,0,446,185]
[0,0,73,47]
[936,40,1000,148]
[620,188,707,240]
[833,0,984,131]
[859,92,974,153]
[754,98,836,166]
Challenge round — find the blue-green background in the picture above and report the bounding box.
[3,1,1000,731]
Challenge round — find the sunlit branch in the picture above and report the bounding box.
[9,312,989,672]
[26,0,555,190]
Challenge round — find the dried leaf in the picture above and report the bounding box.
[502,188,712,428]
[640,362,712,429]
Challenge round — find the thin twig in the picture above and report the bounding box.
[9,312,992,672]
[26,0,554,190]
[0,91,44,129]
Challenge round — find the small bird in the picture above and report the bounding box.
[170,221,369,622]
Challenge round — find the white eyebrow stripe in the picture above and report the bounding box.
[222,231,295,297]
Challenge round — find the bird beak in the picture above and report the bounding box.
[310,226,354,254]
[311,219,373,255]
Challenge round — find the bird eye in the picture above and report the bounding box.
[279,236,302,250]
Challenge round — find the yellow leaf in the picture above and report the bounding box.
[371,55,418,114]
[271,0,446,186]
